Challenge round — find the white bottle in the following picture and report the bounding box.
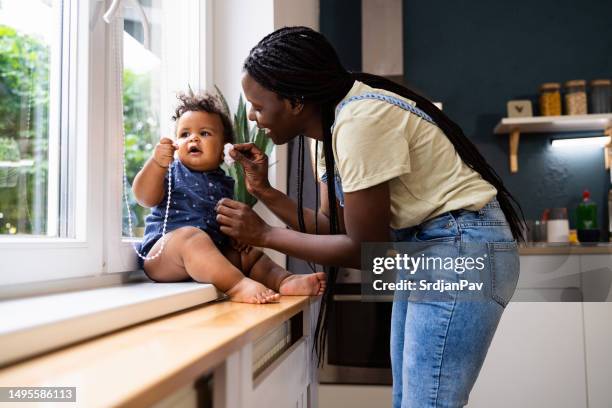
[547,220,570,243]
[545,208,570,243]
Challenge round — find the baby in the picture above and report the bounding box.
[132,92,326,303]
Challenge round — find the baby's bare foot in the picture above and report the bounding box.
[226,278,280,304]
[279,272,326,296]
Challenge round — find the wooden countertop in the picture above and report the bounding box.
[0,296,315,407]
[519,243,612,255]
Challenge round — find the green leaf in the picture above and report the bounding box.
[214,85,231,119]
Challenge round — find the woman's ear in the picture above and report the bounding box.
[287,97,305,115]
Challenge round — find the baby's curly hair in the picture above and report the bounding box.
[172,92,234,144]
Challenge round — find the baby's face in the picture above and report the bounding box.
[175,111,226,172]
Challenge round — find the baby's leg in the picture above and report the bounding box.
[239,248,326,296]
[143,227,279,303]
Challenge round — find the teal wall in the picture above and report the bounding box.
[320,0,362,71]
[319,0,612,238]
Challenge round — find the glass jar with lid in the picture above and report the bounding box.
[564,79,587,115]
[589,79,612,113]
[539,82,562,116]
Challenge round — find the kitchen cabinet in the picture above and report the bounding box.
[209,301,319,408]
[468,254,612,407]
[154,297,320,408]
[468,302,588,408]
[153,340,313,408]
[581,255,612,408]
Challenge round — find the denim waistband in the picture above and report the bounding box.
[391,198,513,243]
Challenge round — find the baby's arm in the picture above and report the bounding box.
[132,137,177,207]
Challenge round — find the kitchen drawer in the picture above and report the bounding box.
[469,302,587,408]
[580,254,612,302]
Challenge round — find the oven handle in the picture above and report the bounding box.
[333,294,394,302]
[333,295,363,301]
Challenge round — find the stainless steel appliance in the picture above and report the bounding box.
[319,268,393,385]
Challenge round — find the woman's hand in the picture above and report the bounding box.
[230,239,252,254]
[230,143,272,197]
[216,198,272,247]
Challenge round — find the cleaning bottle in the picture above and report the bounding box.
[576,189,599,242]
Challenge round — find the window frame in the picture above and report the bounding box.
[0,0,104,286]
[104,0,212,274]
[0,0,212,286]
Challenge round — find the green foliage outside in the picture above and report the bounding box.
[0,24,155,235]
[122,69,158,235]
[0,25,49,234]
[0,24,275,236]
[0,137,20,161]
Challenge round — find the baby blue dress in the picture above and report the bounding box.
[137,159,235,268]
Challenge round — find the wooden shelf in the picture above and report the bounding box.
[494,114,612,173]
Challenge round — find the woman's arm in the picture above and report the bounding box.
[132,137,177,208]
[216,181,390,269]
[255,181,345,234]
[230,142,345,234]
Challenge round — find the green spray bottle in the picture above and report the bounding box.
[576,190,599,242]
[577,190,597,229]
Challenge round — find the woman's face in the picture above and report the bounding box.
[241,73,303,145]
[175,110,225,172]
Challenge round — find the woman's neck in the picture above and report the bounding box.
[300,105,324,141]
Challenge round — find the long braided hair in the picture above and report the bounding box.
[244,26,525,362]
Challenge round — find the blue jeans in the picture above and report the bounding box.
[390,199,519,407]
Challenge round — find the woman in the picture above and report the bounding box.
[215,26,522,407]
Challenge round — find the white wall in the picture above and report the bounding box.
[212,0,275,113]
[362,0,403,76]
[274,0,319,30]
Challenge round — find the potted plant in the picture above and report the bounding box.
[215,87,274,207]
[0,137,21,188]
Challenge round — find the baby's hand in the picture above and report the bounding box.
[153,137,178,168]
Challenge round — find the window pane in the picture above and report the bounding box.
[122,0,162,238]
[0,0,58,237]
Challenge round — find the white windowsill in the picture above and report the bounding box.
[0,278,223,367]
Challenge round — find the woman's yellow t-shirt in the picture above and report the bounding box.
[310,80,497,230]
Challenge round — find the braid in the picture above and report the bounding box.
[312,105,342,363]
[296,135,307,233]
[244,26,526,364]
[297,134,318,273]
[314,141,320,236]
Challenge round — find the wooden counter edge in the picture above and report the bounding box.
[0,295,318,408]
[519,245,612,255]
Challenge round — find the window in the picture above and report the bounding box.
[121,0,211,241]
[122,0,162,238]
[0,0,58,237]
[0,0,211,286]
[106,0,210,273]
[0,0,104,286]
